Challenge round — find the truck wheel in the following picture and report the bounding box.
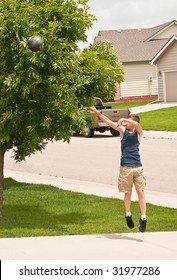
[110,128,120,137]
[85,125,94,137]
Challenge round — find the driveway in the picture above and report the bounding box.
[130,101,177,114]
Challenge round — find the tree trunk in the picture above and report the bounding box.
[0,150,5,220]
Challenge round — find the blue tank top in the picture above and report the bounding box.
[121,129,142,167]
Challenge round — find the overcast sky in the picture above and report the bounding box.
[79,0,177,49]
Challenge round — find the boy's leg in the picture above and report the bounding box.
[124,191,132,213]
[118,166,134,229]
[136,189,146,216]
[136,189,147,232]
[134,167,147,232]
[124,192,134,229]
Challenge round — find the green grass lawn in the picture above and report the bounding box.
[140,106,177,131]
[0,178,177,238]
[106,100,153,108]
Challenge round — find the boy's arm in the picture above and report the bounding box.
[90,106,125,137]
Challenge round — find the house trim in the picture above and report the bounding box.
[150,35,177,64]
[146,20,177,42]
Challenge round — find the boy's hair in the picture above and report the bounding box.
[129,114,140,123]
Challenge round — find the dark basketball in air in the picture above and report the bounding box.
[28,35,44,52]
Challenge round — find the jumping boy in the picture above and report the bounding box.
[90,106,147,232]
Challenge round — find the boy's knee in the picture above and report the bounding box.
[136,189,145,198]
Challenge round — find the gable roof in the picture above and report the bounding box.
[94,20,177,63]
[151,35,177,64]
[146,20,177,41]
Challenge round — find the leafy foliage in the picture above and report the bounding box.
[0,0,95,160]
[0,0,124,218]
[0,1,124,160]
[76,41,124,102]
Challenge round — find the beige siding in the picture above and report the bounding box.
[155,25,177,39]
[156,41,177,101]
[121,80,158,98]
[114,83,121,100]
[118,63,158,98]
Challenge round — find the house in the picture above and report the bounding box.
[150,35,177,102]
[94,20,177,101]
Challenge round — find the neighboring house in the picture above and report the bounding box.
[94,20,177,101]
[151,35,177,102]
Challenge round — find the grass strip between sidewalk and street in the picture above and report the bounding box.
[139,106,177,131]
[0,178,177,238]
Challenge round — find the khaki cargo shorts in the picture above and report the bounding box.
[118,166,146,192]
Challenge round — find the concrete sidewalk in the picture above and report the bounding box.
[0,231,177,260]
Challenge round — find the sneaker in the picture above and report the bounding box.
[139,218,147,232]
[125,215,134,229]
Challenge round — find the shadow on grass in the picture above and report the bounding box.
[1,178,96,237]
[1,205,91,231]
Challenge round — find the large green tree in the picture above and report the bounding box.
[0,0,95,219]
[0,0,124,219]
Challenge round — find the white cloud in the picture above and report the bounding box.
[78,0,177,49]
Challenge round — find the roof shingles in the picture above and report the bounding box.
[94,21,175,62]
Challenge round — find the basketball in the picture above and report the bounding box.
[28,35,44,52]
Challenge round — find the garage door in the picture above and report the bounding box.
[165,71,177,101]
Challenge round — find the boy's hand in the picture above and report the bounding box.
[90,106,101,114]
[117,118,125,126]
[90,106,96,112]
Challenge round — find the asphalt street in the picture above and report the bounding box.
[5,130,177,195]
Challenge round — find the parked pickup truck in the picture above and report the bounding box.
[85,97,130,137]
